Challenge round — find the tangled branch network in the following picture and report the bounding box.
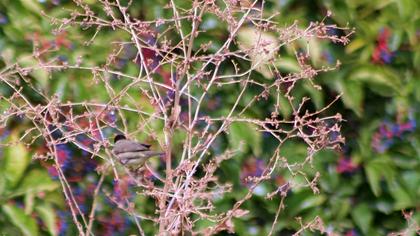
[0,0,353,235]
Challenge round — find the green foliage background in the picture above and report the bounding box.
[0,0,419,235]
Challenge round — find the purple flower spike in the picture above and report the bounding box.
[0,13,7,25]
[336,156,358,174]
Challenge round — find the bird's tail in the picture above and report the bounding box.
[142,151,165,158]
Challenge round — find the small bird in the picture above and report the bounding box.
[112,134,163,169]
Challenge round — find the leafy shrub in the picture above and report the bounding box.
[0,0,419,235]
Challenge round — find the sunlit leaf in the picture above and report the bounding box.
[237,27,279,78]
[228,122,262,156]
[389,181,413,210]
[3,133,30,189]
[2,203,39,236]
[276,57,300,73]
[9,169,60,199]
[345,38,366,54]
[19,0,42,14]
[351,203,372,235]
[18,56,49,89]
[0,173,5,197]
[24,193,34,215]
[36,204,58,236]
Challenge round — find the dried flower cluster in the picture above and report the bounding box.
[0,0,353,235]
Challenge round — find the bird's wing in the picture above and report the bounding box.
[113,140,151,154]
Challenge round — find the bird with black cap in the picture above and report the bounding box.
[112,134,163,170]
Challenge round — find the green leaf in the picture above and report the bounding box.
[19,56,49,90]
[303,81,324,109]
[2,203,39,236]
[43,190,66,208]
[335,199,351,219]
[228,122,262,156]
[395,0,416,19]
[19,0,42,15]
[335,78,364,117]
[307,38,322,67]
[365,165,381,197]
[3,133,30,189]
[276,57,300,73]
[401,172,420,197]
[24,193,35,215]
[414,52,420,75]
[388,180,413,210]
[351,203,373,235]
[279,142,307,164]
[220,159,241,187]
[375,200,393,214]
[237,27,279,78]
[277,94,293,118]
[389,30,403,51]
[0,172,5,197]
[35,204,57,236]
[9,169,59,198]
[358,123,380,159]
[345,38,366,54]
[286,190,326,216]
[297,195,326,213]
[348,65,401,97]
[53,75,69,101]
[365,157,396,196]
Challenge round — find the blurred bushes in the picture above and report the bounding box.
[0,0,419,235]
